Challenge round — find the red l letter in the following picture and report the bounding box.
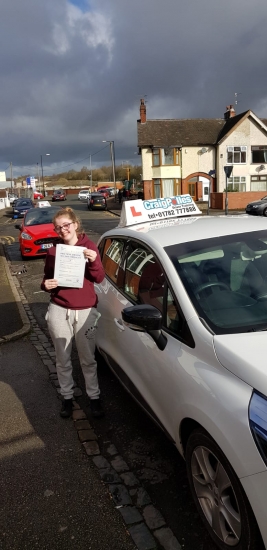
[130,206,142,217]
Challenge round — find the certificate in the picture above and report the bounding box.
[54,244,87,288]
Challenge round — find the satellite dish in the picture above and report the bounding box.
[201,148,207,153]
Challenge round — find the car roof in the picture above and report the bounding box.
[102,215,267,248]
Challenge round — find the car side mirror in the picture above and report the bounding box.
[122,304,167,351]
[14,223,22,230]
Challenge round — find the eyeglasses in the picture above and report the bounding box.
[54,222,74,233]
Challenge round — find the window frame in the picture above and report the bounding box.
[226,146,247,164]
[251,146,267,164]
[227,176,246,192]
[152,147,180,167]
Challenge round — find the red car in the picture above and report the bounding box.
[52,189,66,201]
[97,188,110,199]
[15,206,61,259]
[33,191,44,200]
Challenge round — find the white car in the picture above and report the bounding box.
[78,189,90,200]
[95,196,267,550]
[8,193,18,204]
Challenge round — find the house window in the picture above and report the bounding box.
[162,179,174,196]
[152,148,160,166]
[154,179,161,198]
[152,148,180,166]
[227,146,247,163]
[251,175,267,191]
[227,177,246,192]
[153,179,180,198]
[251,146,267,164]
[162,148,180,165]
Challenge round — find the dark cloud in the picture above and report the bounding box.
[1,0,267,176]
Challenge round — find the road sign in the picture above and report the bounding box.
[26,176,35,186]
[224,166,233,178]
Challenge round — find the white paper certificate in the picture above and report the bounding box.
[54,244,87,288]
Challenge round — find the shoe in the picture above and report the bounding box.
[90,398,104,418]
[60,398,73,418]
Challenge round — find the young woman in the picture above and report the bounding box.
[41,207,105,419]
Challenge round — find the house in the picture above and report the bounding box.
[137,99,267,207]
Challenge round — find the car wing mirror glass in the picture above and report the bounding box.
[14,223,22,230]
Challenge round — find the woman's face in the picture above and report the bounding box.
[54,216,78,245]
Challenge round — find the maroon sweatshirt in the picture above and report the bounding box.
[41,234,105,310]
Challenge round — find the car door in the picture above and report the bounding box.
[96,237,195,441]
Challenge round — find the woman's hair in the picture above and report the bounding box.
[53,207,84,236]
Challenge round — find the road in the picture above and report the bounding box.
[0,197,218,550]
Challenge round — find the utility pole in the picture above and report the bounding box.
[10,162,13,191]
[89,154,92,190]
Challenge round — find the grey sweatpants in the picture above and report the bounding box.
[46,302,101,400]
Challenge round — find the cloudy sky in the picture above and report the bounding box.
[1,0,267,178]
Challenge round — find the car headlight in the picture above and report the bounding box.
[21,232,32,240]
[249,391,267,464]
[252,205,259,209]
[14,209,19,213]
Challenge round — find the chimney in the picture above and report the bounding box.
[224,105,236,120]
[140,98,146,123]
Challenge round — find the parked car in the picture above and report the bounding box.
[97,188,110,199]
[97,187,115,196]
[33,190,44,200]
[246,195,267,216]
[87,193,107,210]
[8,193,18,204]
[12,198,34,218]
[95,200,267,550]
[15,206,60,258]
[52,189,66,201]
[78,189,91,200]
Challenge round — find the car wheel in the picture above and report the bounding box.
[185,428,263,550]
[263,207,267,217]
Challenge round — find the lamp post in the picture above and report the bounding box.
[102,140,116,201]
[41,153,50,196]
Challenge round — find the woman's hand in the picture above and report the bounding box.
[84,248,97,263]
[44,279,58,291]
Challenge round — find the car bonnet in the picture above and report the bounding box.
[214,332,267,395]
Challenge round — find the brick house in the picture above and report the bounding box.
[137,99,267,207]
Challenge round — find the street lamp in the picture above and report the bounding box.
[40,153,50,196]
[102,140,116,201]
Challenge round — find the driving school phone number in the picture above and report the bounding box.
[147,205,196,219]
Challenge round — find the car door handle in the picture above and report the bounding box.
[114,318,125,331]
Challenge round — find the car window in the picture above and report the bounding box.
[102,238,125,284]
[123,242,191,342]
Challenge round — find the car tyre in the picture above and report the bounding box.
[185,428,263,550]
[263,207,267,217]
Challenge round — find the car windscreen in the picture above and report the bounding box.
[165,230,267,335]
[15,199,32,206]
[24,208,60,226]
